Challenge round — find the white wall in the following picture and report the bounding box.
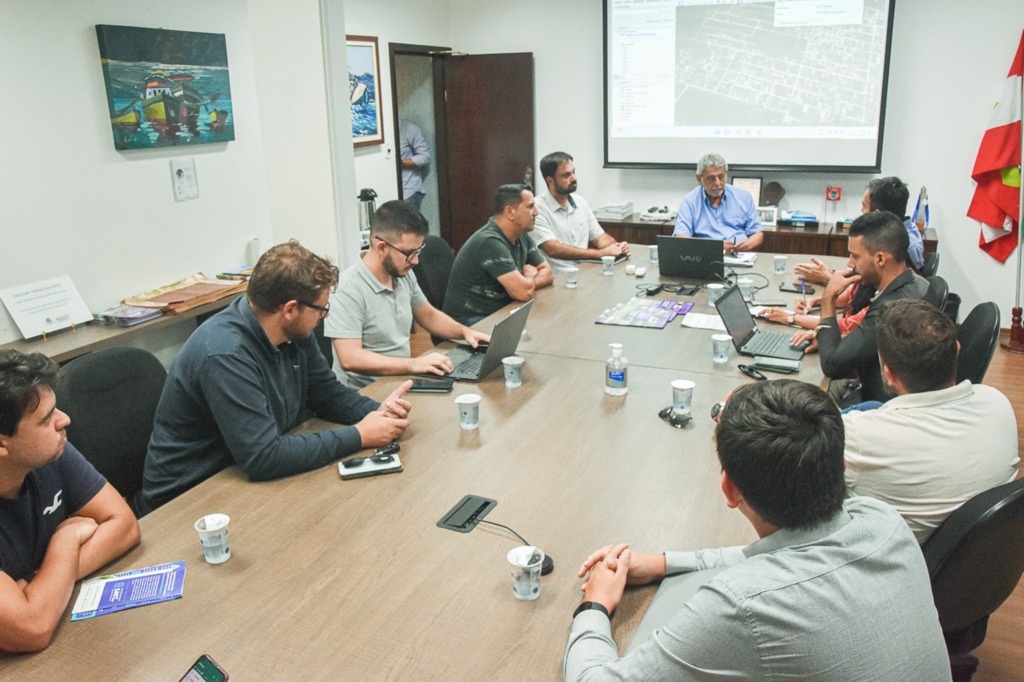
[444,0,1024,321]
[0,1,277,351]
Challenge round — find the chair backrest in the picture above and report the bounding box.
[924,275,949,311]
[956,302,1001,384]
[920,251,940,278]
[922,478,1024,633]
[313,318,334,365]
[56,346,167,509]
[412,234,455,310]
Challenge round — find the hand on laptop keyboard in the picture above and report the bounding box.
[411,352,455,376]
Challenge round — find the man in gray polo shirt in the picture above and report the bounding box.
[326,201,489,389]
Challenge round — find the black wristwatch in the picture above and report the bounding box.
[573,601,611,620]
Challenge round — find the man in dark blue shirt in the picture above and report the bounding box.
[138,241,413,515]
[0,350,140,652]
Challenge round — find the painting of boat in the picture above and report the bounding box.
[96,25,235,150]
[346,35,384,147]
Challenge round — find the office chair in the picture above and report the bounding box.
[411,234,456,345]
[920,251,940,278]
[924,275,949,311]
[922,477,1024,681]
[956,302,1000,384]
[57,346,167,516]
[313,318,334,365]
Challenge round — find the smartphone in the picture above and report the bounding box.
[180,654,228,682]
[339,453,404,480]
[409,376,455,393]
[779,282,815,295]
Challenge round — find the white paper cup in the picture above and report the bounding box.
[564,266,580,288]
[773,254,788,275]
[649,244,659,263]
[601,255,615,276]
[706,282,725,307]
[507,546,544,601]
[738,278,754,302]
[194,513,231,564]
[502,356,524,388]
[671,379,696,415]
[711,334,732,364]
[454,393,481,430]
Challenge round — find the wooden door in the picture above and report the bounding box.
[433,53,535,251]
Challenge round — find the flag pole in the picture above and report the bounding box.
[1001,74,1024,353]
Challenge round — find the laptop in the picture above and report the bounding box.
[713,285,807,361]
[443,300,533,382]
[656,235,724,281]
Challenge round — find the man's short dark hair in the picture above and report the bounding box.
[715,380,846,529]
[539,152,573,183]
[867,177,910,217]
[246,240,339,314]
[370,200,428,241]
[878,299,958,393]
[493,183,531,215]
[849,211,910,264]
[0,350,59,436]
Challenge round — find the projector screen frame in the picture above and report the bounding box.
[602,0,897,174]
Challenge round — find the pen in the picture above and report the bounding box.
[801,279,807,308]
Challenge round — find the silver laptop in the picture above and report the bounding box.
[444,300,533,382]
[713,285,806,361]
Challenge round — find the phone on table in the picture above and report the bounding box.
[779,282,815,295]
[409,376,455,393]
[180,654,228,682]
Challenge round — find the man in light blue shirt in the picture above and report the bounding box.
[672,152,763,252]
[399,119,430,209]
[859,176,925,271]
[564,380,950,681]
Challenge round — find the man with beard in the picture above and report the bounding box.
[791,211,929,405]
[532,152,629,273]
[673,152,764,252]
[327,200,490,389]
[137,241,413,515]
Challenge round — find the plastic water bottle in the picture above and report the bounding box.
[605,343,628,396]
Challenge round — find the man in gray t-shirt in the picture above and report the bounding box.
[326,201,489,389]
[443,184,554,325]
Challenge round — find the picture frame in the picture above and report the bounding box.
[756,205,778,227]
[346,35,384,147]
[731,176,762,205]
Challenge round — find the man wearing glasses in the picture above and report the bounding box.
[672,152,763,253]
[137,241,412,515]
[326,201,490,388]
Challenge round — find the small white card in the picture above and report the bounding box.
[170,157,199,202]
[0,276,93,340]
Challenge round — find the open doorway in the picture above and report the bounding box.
[390,43,446,239]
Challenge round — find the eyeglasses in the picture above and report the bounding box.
[299,300,331,318]
[658,406,692,429]
[375,237,425,263]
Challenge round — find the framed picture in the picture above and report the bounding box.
[756,205,778,227]
[731,176,762,205]
[95,24,235,150]
[346,35,384,147]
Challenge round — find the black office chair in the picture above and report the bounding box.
[956,302,1001,384]
[411,234,456,345]
[313,318,334,365]
[920,251,940,278]
[924,275,949,311]
[922,477,1024,681]
[57,346,167,516]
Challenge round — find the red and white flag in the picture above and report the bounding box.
[969,30,1023,263]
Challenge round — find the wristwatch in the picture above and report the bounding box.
[787,314,795,325]
[573,601,611,620]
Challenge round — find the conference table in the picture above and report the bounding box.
[2,251,845,681]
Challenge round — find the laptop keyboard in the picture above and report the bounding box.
[744,330,795,356]
[452,353,485,377]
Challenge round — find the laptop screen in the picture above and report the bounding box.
[655,235,724,281]
[714,284,756,348]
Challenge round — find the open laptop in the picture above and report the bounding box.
[656,235,724,281]
[713,284,807,361]
[443,300,533,382]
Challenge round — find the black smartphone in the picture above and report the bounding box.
[409,376,455,393]
[779,282,815,295]
[180,654,228,682]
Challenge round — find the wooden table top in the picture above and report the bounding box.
[2,249,838,680]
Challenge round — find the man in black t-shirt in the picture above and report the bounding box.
[0,350,140,652]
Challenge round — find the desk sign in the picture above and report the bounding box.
[0,275,94,340]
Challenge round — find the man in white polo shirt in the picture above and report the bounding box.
[532,151,629,273]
